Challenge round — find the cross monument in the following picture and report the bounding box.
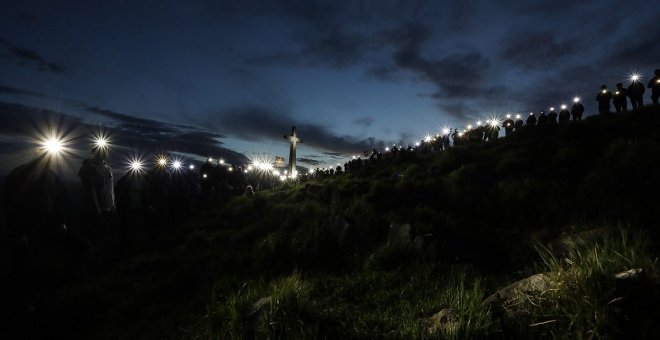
[284,126,302,175]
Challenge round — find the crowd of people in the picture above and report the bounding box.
[1,68,659,319]
[322,69,660,176]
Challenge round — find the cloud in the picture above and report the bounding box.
[352,116,373,127]
[217,105,385,154]
[0,101,246,166]
[500,31,578,70]
[297,157,321,166]
[0,37,68,74]
[0,84,45,97]
[246,26,372,69]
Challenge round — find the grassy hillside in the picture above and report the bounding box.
[9,107,660,339]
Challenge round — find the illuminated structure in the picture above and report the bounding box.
[284,126,303,176]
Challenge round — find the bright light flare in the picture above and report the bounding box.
[415,142,420,147]
[602,90,607,94]
[467,124,473,130]
[172,160,182,170]
[219,159,225,164]
[157,157,167,167]
[506,113,511,119]
[42,137,63,155]
[550,107,555,111]
[423,134,433,143]
[189,165,195,170]
[442,127,450,135]
[628,72,642,83]
[573,96,581,103]
[561,104,567,110]
[515,114,522,120]
[488,116,501,128]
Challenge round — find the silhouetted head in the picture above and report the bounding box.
[656,69,660,75]
[600,84,607,89]
[616,83,623,89]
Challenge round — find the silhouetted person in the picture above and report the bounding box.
[115,167,147,251]
[144,161,171,230]
[78,145,115,240]
[245,185,254,196]
[547,108,558,124]
[596,85,612,114]
[558,105,570,123]
[514,114,524,131]
[571,99,584,120]
[538,111,549,125]
[628,78,645,109]
[451,128,460,146]
[649,69,660,105]
[526,112,537,126]
[3,153,91,324]
[487,122,500,141]
[503,115,514,137]
[613,83,628,113]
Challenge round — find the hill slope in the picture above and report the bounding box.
[9,106,660,339]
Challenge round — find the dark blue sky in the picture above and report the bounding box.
[1,0,659,174]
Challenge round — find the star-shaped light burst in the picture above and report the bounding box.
[506,113,512,119]
[573,96,581,103]
[423,134,433,143]
[442,127,451,135]
[157,156,168,167]
[488,116,501,128]
[628,71,642,84]
[171,158,183,172]
[93,131,110,152]
[42,135,64,156]
[515,113,522,120]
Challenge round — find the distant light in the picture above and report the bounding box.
[208,157,213,162]
[130,160,143,172]
[515,114,522,120]
[42,137,63,155]
[615,91,620,95]
[309,169,315,174]
[219,159,225,164]
[458,132,464,137]
[550,107,555,111]
[628,72,641,83]
[228,166,233,172]
[506,114,511,119]
[561,104,567,110]
[189,164,195,170]
[415,142,420,147]
[279,175,286,181]
[385,147,390,152]
[573,97,581,103]
[244,170,248,173]
[424,134,433,142]
[467,124,473,130]
[172,160,182,170]
[95,137,108,149]
[476,120,482,126]
[158,157,167,166]
[490,120,499,128]
[442,128,450,135]
[530,112,534,115]
[203,173,208,178]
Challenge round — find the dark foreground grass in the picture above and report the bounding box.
[6,106,660,339]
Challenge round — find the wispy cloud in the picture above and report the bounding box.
[0,36,68,74]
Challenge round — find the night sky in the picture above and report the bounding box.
[1,0,659,175]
